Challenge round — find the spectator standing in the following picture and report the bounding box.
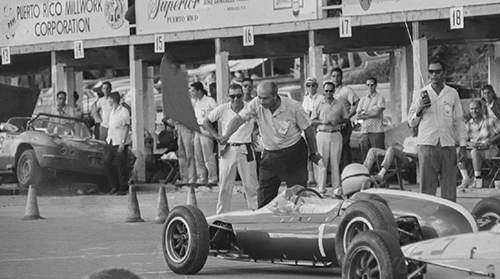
[203,84,258,213]
[356,77,386,160]
[73,91,83,119]
[90,90,104,139]
[220,81,321,208]
[95,81,113,141]
[458,100,500,188]
[331,68,359,169]
[51,91,74,118]
[408,59,467,202]
[105,92,131,196]
[242,78,254,102]
[482,84,500,120]
[175,121,197,187]
[302,77,324,186]
[312,81,347,193]
[191,81,218,187]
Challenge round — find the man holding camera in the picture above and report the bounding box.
[408,59,467,202]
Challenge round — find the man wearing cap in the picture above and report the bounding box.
[356,77,386,160]
[106,91,131,195]
[302,77,324,186]
[191,81,218,187]
[219,81,321,208]
[313,81,347,193]
[203,84,258,213]
[331,68,359,169]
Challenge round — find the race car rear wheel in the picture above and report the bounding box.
[343,230,407,279]
[162,205,209,274]
[335,200,398,267]
[472,197,500,231]
[16,149,44,189]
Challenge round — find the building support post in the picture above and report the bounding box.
[130,45,146,183]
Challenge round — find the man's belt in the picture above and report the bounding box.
[318,129,340,133]
[229,142,249,146]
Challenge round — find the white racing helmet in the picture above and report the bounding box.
[341,163,372,196]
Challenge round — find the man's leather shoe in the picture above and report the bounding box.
[108,188,119,195]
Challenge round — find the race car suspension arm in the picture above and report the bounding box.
[408,260,494,278]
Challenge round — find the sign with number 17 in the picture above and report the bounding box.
[339,17,352,38]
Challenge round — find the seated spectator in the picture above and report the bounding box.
[363,132,417,183]
[482,84,500,120]
[458,100,500,188]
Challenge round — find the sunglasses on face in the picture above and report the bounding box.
[324,90,334,92]
[366,83,375,87]
[229,94,243,99]
[306,84,317,88]
[428,69,443,75]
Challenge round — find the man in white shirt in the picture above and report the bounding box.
[408,59,467,202]
[331,68,359,169]
[95,81,113,141]
[203,84,258,213]
[105,92,131,196]
[302,76,324,186]
[191,81,218,187]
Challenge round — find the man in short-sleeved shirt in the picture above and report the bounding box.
[204,84,258,213]
[313,81,347,192]
[331,68,359,169]
[356,77,386,160]
[96,81,113,141]
[219,81,321,207]
[191,81,218,187]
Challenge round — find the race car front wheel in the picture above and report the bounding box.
[162,205,209,274]
[16,149,44,189]
[343,230,407,279]
[335,200,399,267]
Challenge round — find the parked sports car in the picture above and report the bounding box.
[161,183,500,275]
[0,113,110,188]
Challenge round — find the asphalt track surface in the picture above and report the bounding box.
[0,184,479,279]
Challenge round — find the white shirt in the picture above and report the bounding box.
[408,84,467,147]
[302,93,324,119]
[207,102,254,143]
[333,84,359,113]
[96,97,112,128]
[194,95,217,125]
[107,105,130,146]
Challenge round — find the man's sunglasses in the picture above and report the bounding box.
[229,94,243,99]
[428,69,443,75]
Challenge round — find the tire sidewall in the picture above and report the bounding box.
[16,149,39,188]
[335,200,398,266]
[472,197,500,231]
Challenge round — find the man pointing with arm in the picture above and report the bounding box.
[220,81,321,208]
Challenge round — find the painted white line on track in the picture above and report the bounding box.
[0,252,156,262]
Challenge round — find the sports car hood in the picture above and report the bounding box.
[0,83,39,122]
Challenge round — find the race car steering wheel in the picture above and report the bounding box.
[294,188,323,205]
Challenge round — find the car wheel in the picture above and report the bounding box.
[162,205,209,274]
[335,200,398,267]
[343,230,407,279]
[16,149,44,189]
[472,197,500,231]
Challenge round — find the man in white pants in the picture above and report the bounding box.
[313,81,347,193]
[191,81,218,187]
[203,84,258,213]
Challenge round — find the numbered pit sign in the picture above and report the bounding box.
[74,41,84,59]
[155,34,165,53]
[450,7,464,29]
[243,26,254,47]
[339,17,352,38]
[1,47,10,65]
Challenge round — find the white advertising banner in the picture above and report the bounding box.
[136,0,318,35]
[342,0,499,16]
[0,0,130,47]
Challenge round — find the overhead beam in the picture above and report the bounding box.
[55,47,129,71]
[219,34,308,59]
[418,17,500,45]
[133,40,215,65]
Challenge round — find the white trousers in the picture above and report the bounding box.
[194,130,218,184]
[315,131,343,191]
[177,125,196,184]
[216,145,258,214]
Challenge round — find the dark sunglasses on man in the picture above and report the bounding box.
[229,94,243,99]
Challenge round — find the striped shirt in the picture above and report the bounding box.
[466,115,500,144]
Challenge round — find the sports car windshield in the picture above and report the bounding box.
[30,115,91,139]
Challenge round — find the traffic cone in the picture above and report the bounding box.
[22,184,43,220]
[186,184,197,207]
[155,186,169,224]
[125,186,144,223]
